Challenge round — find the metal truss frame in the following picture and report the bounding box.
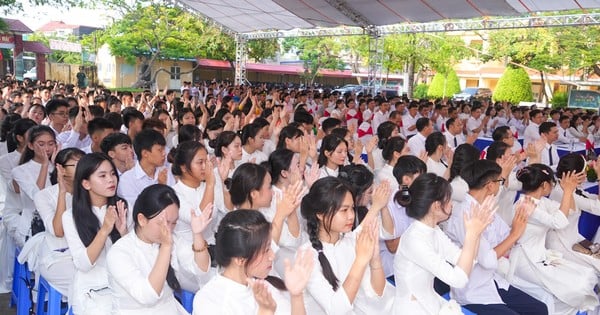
[234,34,248,86]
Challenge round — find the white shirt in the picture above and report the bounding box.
[407,132,426,157]
[450,176,469,203]
[62,205,114,314]
[171,181,217,244]
[523,122,540,148]
[380,194,414,277]
[508,118,526,135]
[557,126,576,144]
[444,131,464,150]
[12,160,53,243]
[375,164,399,192]
[402,114,419,137]
[319,166,339,179]
[57,130,91,150]
[466,116,484,137]
[393,220,468,315]
[426,157,447,178]
[445,194,511,305]
[302,228,394,315]
[118,162,176,225]
[371,148,386,172]
[193,274,292,315]
[107,232,201,315]
[372,110,390,134]
[34,184,71,249]
[236,147,268,167]
[539,143,559,169]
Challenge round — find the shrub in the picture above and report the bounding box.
[551,91,568,109]
[413,84,429,99]
[492,67,534,104]
[427,69,460,99]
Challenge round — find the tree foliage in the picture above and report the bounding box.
[381,33,471,98]
[413,83,429,100]
[427,69,460,99]
[492,67,533,104]
[282,37,345,85]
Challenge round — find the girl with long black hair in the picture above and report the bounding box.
[194,210,313,315]
[62,153,128,315]
[107,184,212,314]
[300,177,394,314]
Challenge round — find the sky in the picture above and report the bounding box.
[2,1,117,31]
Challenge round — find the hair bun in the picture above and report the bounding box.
[224,178,233,191]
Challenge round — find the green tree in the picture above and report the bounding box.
[282,37,345,85]
[247,39,279,62]
[413,83,429,99]
[483,28,560,102]
[382,33,471,98]
[492,67,533,104]
[427,69,460,99]
[553,26,600,78]
[551,91,568,109]
[97,3,239,87]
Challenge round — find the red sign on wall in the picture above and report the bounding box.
[0,34,14,44]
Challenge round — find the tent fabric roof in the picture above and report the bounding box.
[177,0,600,33]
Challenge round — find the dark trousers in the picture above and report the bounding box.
[463,282,548,315]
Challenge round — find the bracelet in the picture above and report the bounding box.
[192,240,208,253]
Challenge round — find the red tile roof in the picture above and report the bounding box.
[23,41,51,54]
[2,18,32,34]
[196,58,353,78]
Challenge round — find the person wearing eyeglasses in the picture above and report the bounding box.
[444,159,548,315]
[45,99,71,136]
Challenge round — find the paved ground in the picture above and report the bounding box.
[0,293,17,315]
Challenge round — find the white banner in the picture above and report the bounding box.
[49,39,82,53]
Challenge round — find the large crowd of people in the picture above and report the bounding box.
[1,77,600,315]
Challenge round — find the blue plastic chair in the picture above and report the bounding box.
[174,289,195,313]
[576,311,588,315]
[10,247,32,315]
[36,276,68,315]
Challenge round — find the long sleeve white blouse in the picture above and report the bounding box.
[193,274,292,315]
[393,220,468,315]
[62,205,114,313]
[107,231,206,315]
[301,227,394,315]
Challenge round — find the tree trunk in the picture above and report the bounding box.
[406,59,415,99]
[132,53,159,88]
[539,71,548,103]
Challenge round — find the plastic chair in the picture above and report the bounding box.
[36,275,68,315]
[576,312,588,315]
[10,247,32,315]
[174,289,195,313]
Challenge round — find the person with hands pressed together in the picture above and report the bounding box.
[300,177,394,315]
[393,173,496,315]
[193,210,314,315]
[511,165,598,315]
[12,125,58,246]
[444,159,547,315]
[28,148,85,296]
[107,184,212,315]
[62,153,128,315]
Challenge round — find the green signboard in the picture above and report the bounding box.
[568,89,600,109]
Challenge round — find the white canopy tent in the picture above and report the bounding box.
[173,0,600,85]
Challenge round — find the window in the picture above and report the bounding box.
[170,66,180,80]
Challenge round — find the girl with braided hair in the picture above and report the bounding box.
[300,176,394,314]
